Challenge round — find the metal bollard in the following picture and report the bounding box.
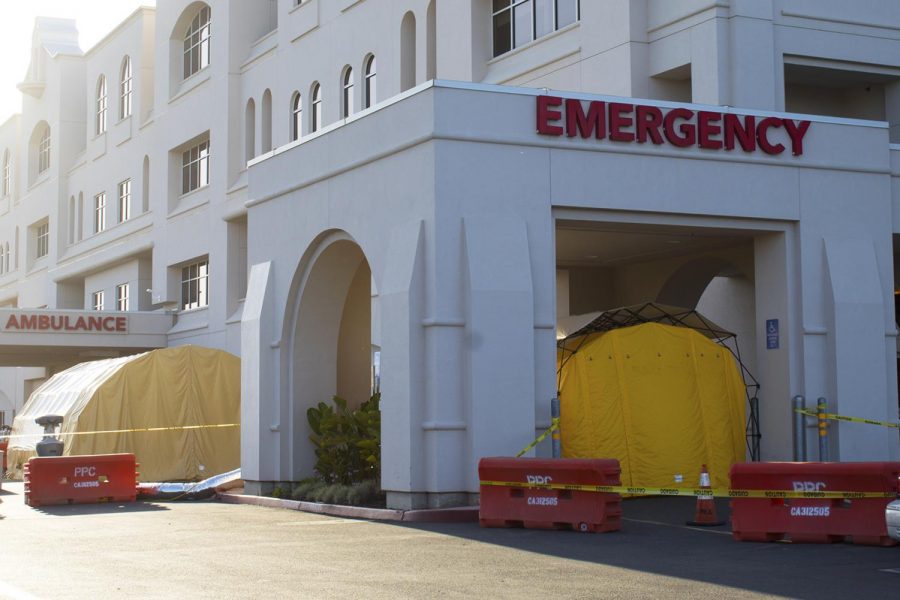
[550,397,561,459]
[792,395,807,461]
[817,398,829,462]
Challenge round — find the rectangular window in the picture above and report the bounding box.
[36,223,49,258]
[181,139,210,195]
[116,283,130,311]
[181,259,209,310]
[492,0,580,57]
[92,290,104,311]
[94,192,107,233]
[118,179,131,223]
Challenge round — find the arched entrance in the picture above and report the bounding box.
[284,232,375,480]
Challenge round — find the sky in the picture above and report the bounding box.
[0,0,155,122]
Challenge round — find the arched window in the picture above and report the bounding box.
[427,1,436,80]
[291,92,302,141]
[183,5,211,79]
[96,75,108,134]
[401,12,416,92]
[342,67,354,118]
[311,83,322,132]
[261,89,272,153]
[364,55,376,109]
[142,156,150,213]
[120,56,133,119]
[68,196,75,244]
[2,150,10,197]
[245,98,256,161]
[38,126,50,174]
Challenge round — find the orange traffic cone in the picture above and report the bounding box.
[686,464,726,526]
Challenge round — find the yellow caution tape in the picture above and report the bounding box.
[479,480,897,499]
[0,423,240,441]
[794,408,899,429]
[515,418,560,458]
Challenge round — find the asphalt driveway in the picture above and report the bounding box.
[0,483,897,599]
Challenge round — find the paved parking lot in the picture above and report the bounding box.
[0,482,897,599]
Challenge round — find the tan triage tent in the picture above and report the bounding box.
[7,345,239,482]
[558,313,750,491]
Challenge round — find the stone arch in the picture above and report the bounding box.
[655,256,743,309]
[282,230,376,480]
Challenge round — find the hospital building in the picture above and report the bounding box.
[0,0,899,508]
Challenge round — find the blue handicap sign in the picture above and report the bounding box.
[766,319,779,350]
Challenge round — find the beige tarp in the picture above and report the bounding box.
[7,345,240,482]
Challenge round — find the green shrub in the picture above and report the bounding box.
[290,479,386,507]
[307,393,381,485]
[291,478,325,501]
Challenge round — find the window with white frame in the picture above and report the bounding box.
[342,67,354,118]
[116,283,130,311]
[311,83,322,132]
[364,55,376,109]
[36,222,49,258]
[94,192,106,233]
[183,6,211,80]
[38,127,50,174]
[92,290,104,311]
[96,75,108,135]
[120,56,133,119]
[3,242,8,273]
[181,139,210,195]
[181,259,208,310]
[118,179,131,223]
[291,92,302,141]
[2,150,9,196]
[492,0,580,57]
[0,244,6,275]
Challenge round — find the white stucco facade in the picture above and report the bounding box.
[0,1,899,506]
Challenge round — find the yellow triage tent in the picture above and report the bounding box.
[557,303,757,491]
[7,345,239,482]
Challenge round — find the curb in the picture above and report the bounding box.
[217,491,479,523]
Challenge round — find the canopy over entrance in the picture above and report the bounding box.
[0,309,173,368]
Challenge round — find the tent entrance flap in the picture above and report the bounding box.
[557,306,757,491]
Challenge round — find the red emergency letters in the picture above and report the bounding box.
[537,96,811,156]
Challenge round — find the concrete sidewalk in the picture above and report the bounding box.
[217,486,478,523]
